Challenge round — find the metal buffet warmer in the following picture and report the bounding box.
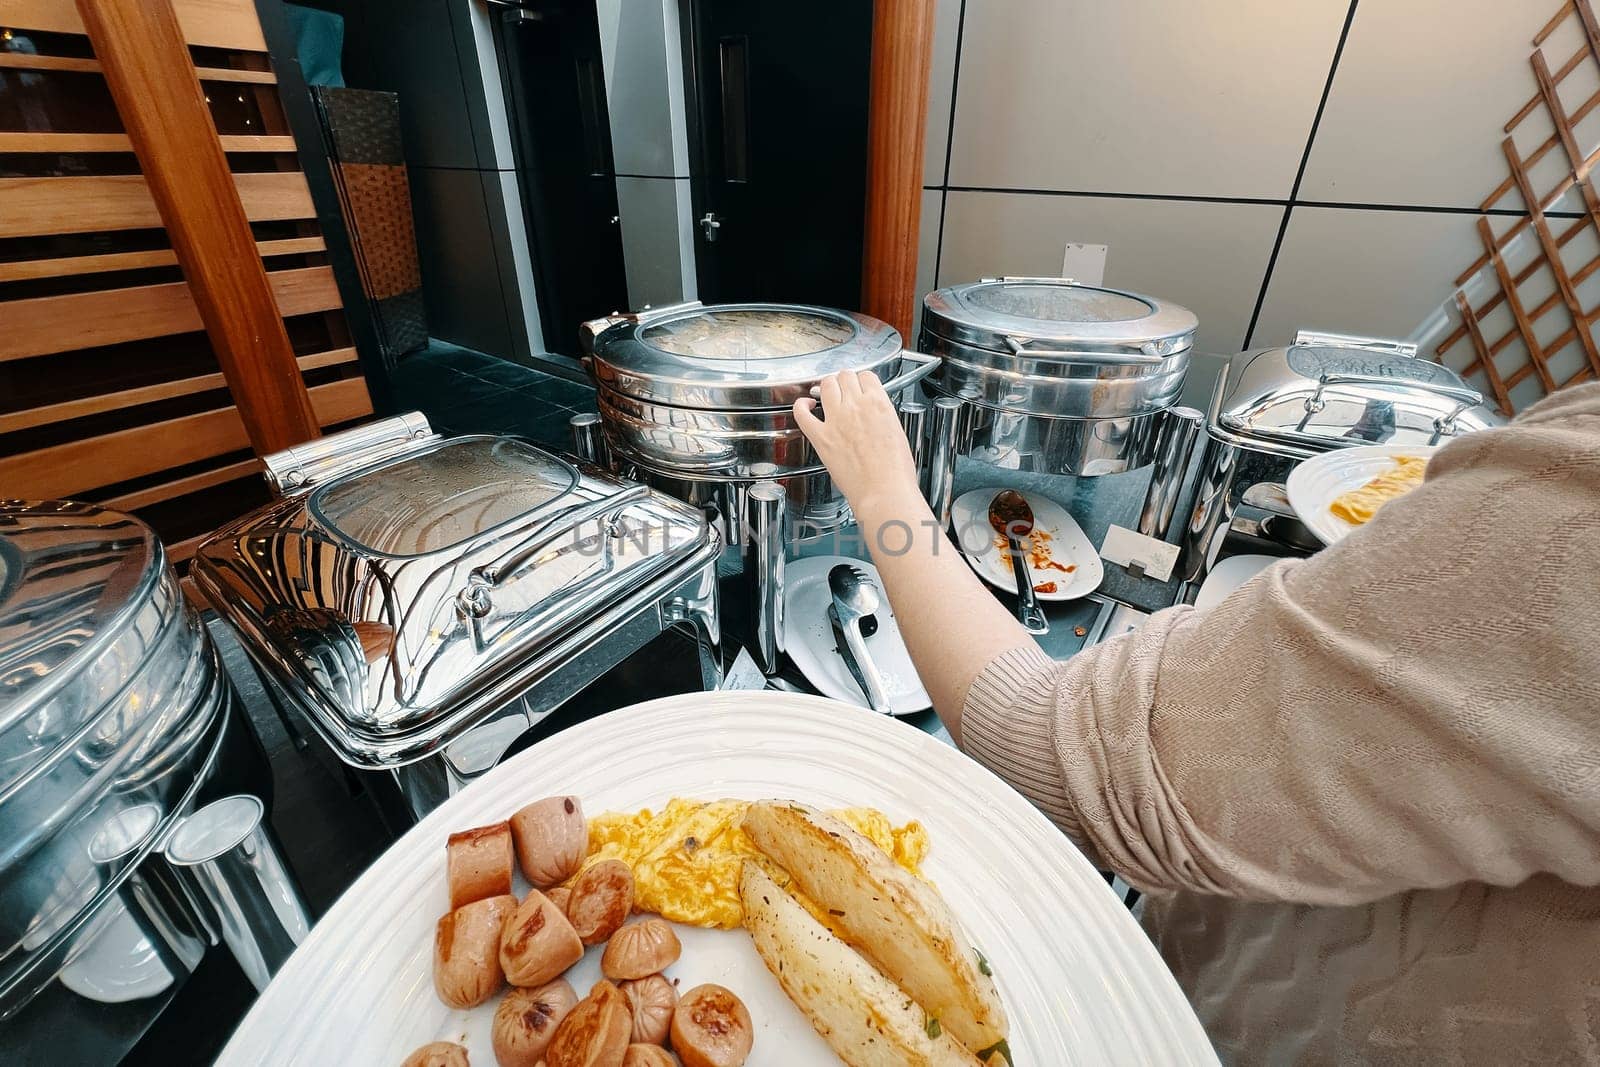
[917,277,1203,539]
[0,501,306,1061]
[1182,329,1506,579]
[192,414,721,823]
[580,300,938,670]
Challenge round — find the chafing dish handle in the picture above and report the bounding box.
[1002,335,1170,366]
[1305,372,1483,412]
[881,351,941,393]
[455,485,651,625]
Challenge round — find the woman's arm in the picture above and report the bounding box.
[801,372,1600,905]
[793,370,1033,742]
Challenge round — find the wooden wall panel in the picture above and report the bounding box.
[0,171,315,238]
[1,0,268,51]
[3,266,340,360]
[0,0,375,560]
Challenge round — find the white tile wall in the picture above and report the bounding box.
[922,0,963,189]
[913,189,943,336]
[916,0,1600,410]
[1252,206,1484,349]
[946,0,1350,199]
[1300,0,1584,211]
[936,191,1282,355]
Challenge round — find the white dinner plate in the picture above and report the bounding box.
[950,488,1104,600]
[782,555,930,715]
[1193,554,1279,611]
[1286,444,1440,545]
[218,693,1215,1066]
[58,899,174,1004]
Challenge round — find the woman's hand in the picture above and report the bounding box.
[792,370,920,513]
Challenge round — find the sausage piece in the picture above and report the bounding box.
[618,974,677,1045]
[669,985,752,1067]
[600,919,680,981]
[567,860,634,946]
[447,821,515,910]
[545,980,631,1067]
[500,889,585,988]
[433,893,516,1009]
[400,1041,470,1067]
[510,796,588,888]
[493,978,578,1067]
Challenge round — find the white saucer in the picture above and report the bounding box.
[782,555,931,715]
[59,899,174,1004]
[950,488,1103,600]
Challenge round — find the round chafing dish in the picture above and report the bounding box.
[0,501,235,1021]
[582,301,938,535]
[918,276,1199,476]
[1182,329,1507,579]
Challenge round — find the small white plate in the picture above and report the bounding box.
[951,488,1103,600]
[59,900,174,1004]
[783,555,931,715]
[1194,553,1278,610]
[1286,444,1439,545]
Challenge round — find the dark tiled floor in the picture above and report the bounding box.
[389,340,598,447]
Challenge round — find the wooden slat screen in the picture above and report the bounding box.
[0,0,373,556]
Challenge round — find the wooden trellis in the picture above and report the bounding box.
[1435,0,1600,413]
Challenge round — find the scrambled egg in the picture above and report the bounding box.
[1329,454,1429,525]
[577,798,929,929]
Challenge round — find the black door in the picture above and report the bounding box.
[683,0,874,309]
[496,0,629,355]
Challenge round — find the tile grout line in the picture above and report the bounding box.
[1243,0,1362,349]
[932,0,970,293]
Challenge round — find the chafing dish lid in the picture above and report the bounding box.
[1213,330,1506,455]
[582,301,904,409]
[193,431,719,765]
[921,277,1198,357]
[0,500,171,742]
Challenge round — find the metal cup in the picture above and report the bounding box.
[162,796,310,992]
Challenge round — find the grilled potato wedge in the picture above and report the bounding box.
[740,864,980,1067]
[742,801,1007,1054]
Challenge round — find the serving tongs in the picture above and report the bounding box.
[827,564,890,713]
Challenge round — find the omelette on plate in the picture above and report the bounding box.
[1329,454,1428,525]
[575,797,928,929]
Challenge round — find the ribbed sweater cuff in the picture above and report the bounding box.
[961,644,1085,842]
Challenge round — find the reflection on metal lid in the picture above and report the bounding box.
[165,795,263,866]
[309,438,579,559]
[965,281,1152,323]
[641,308,855,359]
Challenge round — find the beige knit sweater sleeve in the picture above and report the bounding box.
[960,383,1600,907]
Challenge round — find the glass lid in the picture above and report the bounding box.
[310,437,578,559]
[964,282,1153,323]
[0,500,171,733]
[921,277,1197,356]
[583,301,904,409]
[640,308,856,359]
[1215,332,1506,454]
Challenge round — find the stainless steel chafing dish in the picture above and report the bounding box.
[918,276,1199,485]
[581,300,938,539]
[0,500,261,1051]
[193,414,722,821]
[1182,329,1506,578]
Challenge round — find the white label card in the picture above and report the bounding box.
[1099,524,1180,583]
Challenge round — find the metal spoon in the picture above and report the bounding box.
[827,564,892,712]
[988,490,1050,634]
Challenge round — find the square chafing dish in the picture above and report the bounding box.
[192,414,721,820]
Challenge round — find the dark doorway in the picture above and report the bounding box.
[681,0,874,309]
[494,0,630,356]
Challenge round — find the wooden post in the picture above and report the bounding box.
[76,0,321,453]
[860,0,936,340]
